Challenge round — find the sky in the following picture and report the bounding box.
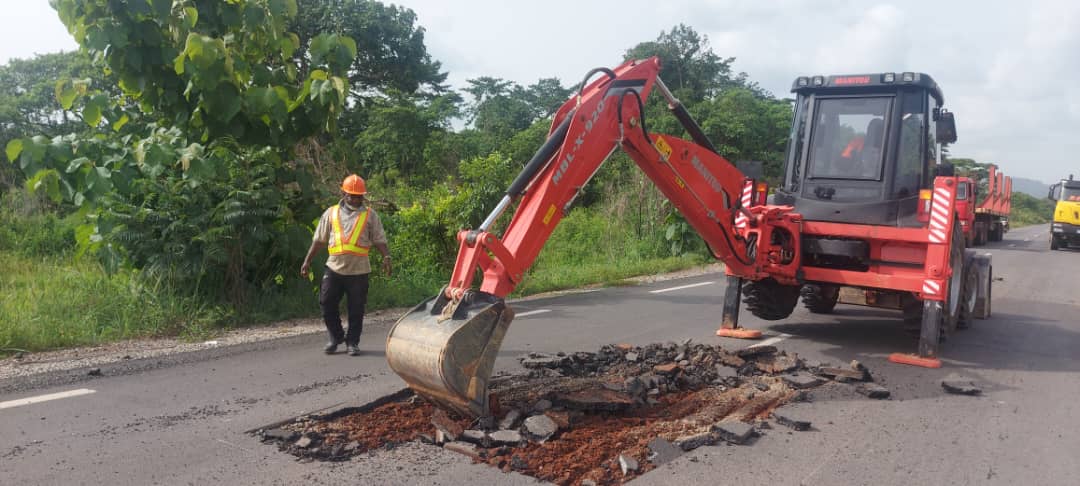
[4,0,1078,184]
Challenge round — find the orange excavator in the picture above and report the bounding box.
[385,58,993,418]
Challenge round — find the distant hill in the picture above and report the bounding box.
[1010,176,1052,199]
[949,158,1050,198]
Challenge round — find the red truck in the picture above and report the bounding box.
[957,165,1011,246]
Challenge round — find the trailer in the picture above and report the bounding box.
[969,165,1011,245]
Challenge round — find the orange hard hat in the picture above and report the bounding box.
[341,174,366,195]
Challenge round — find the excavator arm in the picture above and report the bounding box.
[386,57,802,418]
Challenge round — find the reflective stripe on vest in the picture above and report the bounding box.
[328,205,370,256]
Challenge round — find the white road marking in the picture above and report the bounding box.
[1009,243,1017,247]
[0,388,96,410]
[649,281,715,294]
[748,333,792,348]
[516,309,551,318]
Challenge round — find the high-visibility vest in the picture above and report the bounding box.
[328,205,370,256]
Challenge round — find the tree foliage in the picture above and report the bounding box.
[1,0,359,304]
[292,0,448,96]
[625,24,767,102]
[50,0,355,146]
[464,77,572,140]
[0,52,104,189]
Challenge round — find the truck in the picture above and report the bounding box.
[956,165,1011,246]
[1048,175,1080,250]
[975,165,1011,245]
[383,59,994,418]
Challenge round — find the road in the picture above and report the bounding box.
[2,223,1078,485]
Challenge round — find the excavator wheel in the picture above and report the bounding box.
[743,278,800,321]
[800,284,840,314]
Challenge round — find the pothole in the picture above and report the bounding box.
[255,341,883,485]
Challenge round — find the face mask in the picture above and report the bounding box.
[343,199,362,211]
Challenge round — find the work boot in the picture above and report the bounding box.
[324,340,342,354]
[347,345,361,356]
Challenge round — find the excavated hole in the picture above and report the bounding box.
[256,342,876,485]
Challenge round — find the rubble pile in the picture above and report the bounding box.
[257,341,887,485]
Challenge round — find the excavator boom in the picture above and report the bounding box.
[386,57,802,418]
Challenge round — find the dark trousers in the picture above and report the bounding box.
[320,270,369,346]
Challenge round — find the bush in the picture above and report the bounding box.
[0,189,77,257]
[0,253,225,352]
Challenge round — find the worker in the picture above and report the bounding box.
[300,174,392,356]
[838,118,884,178]
[841,134,865,160]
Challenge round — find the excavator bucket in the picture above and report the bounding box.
[385,288,514,418]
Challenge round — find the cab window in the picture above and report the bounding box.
[807,97,891,181]
[893,92,925,198]
[956,181,969,200]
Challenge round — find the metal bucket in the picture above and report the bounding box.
[385,289,514,418]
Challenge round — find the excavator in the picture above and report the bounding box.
[385,57,994,418]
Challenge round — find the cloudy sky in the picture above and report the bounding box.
[5,0,1077,183]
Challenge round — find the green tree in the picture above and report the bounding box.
[624,24,766,102]
[6,0,357,305]
[292,0,448,96]
[462,76,571,148]
[0,52,103,190]
[692,89,793,182]
[351,91,462,180]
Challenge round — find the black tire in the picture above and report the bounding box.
[743,278,800,321]
[800,284,840,314]
[989,225,1003,242]
[957,263,978,329]
[1050,235,1060,250]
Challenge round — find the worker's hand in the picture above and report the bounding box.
[300,261,311,280]
[382,256,393,277]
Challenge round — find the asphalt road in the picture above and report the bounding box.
[2,223,1078,485]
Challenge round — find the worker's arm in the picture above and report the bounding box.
[374,242,392,277]
[300,241,327,279]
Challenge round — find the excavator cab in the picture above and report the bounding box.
[774,73,956,227]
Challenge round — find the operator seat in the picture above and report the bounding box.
[858,118,884,178]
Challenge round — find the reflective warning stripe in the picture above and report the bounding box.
[922,279,942,295]
[328,205,370,256]
[735,180,753,229]
[928,187,953,244]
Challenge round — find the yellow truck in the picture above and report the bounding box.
[1049,175,1080,250]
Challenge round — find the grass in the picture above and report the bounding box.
[516,207,710,295]
[519,254,708,295]
[0,194,712,355]
[0,252,225,352]
[0,247,708,356]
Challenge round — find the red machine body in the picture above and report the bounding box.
[386,58,992,418]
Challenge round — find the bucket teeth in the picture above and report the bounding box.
[386,289,514,418]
